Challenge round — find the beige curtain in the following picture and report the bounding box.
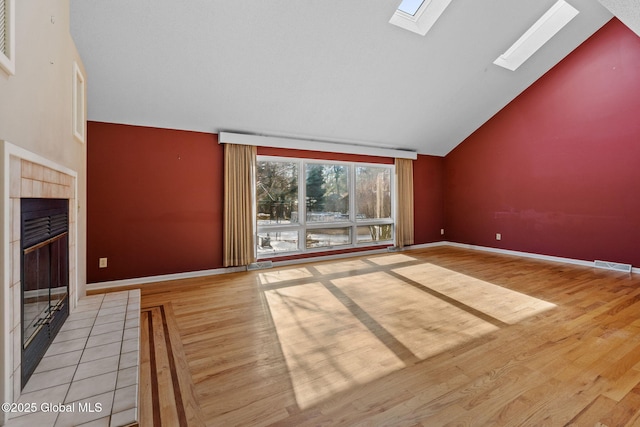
[223,143,257,267]
[395,158,414,248]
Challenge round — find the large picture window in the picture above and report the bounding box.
[256,157,394,257]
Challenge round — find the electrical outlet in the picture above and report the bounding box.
[99,257,108,268]
[496,233,501,241]
[441,228,445,235]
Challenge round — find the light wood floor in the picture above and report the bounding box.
[95,247,640,426]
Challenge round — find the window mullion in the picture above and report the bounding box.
[349,163,357,245]
[299,159,306,252]
[391,164,396,244]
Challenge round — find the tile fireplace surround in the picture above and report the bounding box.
[3,146,139,426]
[6,153,78,412]
[0,146,78,408]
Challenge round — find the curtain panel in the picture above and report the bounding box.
[223,143,257,267]
[395,158,414,248]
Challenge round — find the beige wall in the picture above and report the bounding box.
[0,0,87,422]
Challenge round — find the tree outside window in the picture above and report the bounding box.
[256,157,394,256]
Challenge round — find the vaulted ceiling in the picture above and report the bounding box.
[70,1,633,156]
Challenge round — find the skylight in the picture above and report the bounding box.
[389,0,452,36]
[397,0,426,16]
[493,0,579,71]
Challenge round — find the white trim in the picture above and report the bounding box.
[220,132,417,160]
[72,62,86,143]
[0,0,15,76]
[389,241,449,251]
[493,0,579,71]
[389,0,453,37]
[86,265,247,291]
[445,241,594,266]
[1,140,11,425]
[87,246,402,290]
[85,240,638,295]
[383,240,639,273]
[270,247,392,268]
[443,241,639,274]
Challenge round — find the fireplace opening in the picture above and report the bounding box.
[21,198,69,388]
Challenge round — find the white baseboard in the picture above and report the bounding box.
[398,241,449,250]
[443,241,639,274]
[87,240,637,290]
[86,265,247,291]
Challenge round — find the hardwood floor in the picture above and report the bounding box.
[138,303,205,426]
[96,247,640,426]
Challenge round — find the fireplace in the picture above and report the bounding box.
[1,147,79,414]
[20,198,70,387]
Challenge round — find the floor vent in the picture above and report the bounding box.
[594,260,632,273]
[247,261,273,271]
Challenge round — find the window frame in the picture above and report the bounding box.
[388,0,453,37]
[72,61,86,143]
[0,0,15,75]
[256,155,395,258]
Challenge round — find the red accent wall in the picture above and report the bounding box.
[414,154,445,244]
[87,122,224,282]
[87,129,445,281]
[444,19,640,266]
[87,20,639,280]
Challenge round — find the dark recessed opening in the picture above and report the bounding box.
[21,198,69,388]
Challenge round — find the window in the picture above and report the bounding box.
[389,0,452,37]
[0,0,15,75]
[397,0,426,16]
[256,160,298,226]
[256,157,394,257]
[73,62,86,143]
[306,163,349,222]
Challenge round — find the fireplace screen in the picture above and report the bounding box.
[21,198,69,387]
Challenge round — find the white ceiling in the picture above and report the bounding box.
[597,0,640,35]
[69,0,618,156]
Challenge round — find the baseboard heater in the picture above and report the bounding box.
[594,260,632,273]
[247,261,273,271]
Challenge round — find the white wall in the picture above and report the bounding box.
[0,0,86,423]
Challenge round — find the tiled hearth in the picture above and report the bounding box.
[6,290,140,427]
